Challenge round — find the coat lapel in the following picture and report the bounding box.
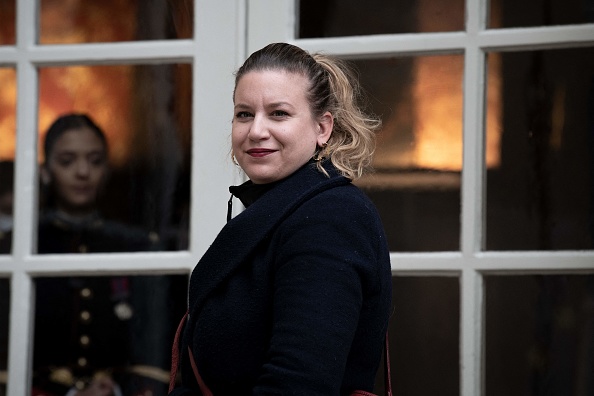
[188,162,350,317]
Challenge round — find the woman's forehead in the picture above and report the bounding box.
[51,128,106,153]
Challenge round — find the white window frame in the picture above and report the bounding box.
[247,0,594,395]
[0,1,245,394]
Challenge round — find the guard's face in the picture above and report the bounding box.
[42,127,108,214]
[232,70,333,184]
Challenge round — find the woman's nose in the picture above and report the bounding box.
[247,115,270,141]
[75,159,91,177]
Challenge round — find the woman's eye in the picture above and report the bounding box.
[235,111,252,119]
[271,110,288,117]
[88,154,106,166]
[55,155,75,167]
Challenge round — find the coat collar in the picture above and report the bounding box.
[188,161,350,317]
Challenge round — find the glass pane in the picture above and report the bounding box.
[299,0,464,37]
[0,67,15,255]
[486,48,594,250]
[33,275,188,395]
[37,63,192,253]
[39,0,193,44]
[0,278,8,396]
[376,277,459,395]
[0,0,15,45]
[488,0,594,29]
[485,275,594,395]
[0,161,12,255]
[353,55,463,252]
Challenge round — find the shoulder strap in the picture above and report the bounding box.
[385,331,393,396]
[168,311,188,393]
[168,310,215,395]
[188,346,213,396]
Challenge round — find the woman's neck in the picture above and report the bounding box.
[53,207,99,224]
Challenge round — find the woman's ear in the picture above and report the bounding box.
[317,111,333,146]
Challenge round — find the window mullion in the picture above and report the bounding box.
[461,268,484,396]
[461,1,487,395]
[461,39,486,255]
[478,24,594,51]
[6,271,34,396]
[15,0,36,49]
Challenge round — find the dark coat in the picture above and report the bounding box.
[173,161,392,395]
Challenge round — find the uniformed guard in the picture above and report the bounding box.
[33,114,185,396]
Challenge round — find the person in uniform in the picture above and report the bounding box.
[33,114,185,396]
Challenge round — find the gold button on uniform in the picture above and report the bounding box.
[80,310,91,323]
[80,335,90,346]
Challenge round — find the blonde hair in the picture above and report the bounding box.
[234,43,381,180]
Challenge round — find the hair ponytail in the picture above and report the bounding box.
[313,54,381,179]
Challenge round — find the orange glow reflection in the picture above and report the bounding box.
[36,0,138,166]
[0,0,15,45]
[39,0,137,44]
[38,65,132,166]
[413,55,464,170]
[0,69,16,161]
[374,0,501,172]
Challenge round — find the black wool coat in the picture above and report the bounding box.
[171,161,392,395]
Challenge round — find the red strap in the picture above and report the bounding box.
[170,311,393,396]
[169,311,189,393]
[188,346,214,396]
[384,331,392,396]
[168,310,214,395]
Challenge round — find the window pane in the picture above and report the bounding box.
[33,275,188,395]
[0,161,12,255]
[37,63,191,253]
[486,48,594,251]
[0,0,15,45]
[0,278,8,396]
[485,275,594,395]
[39,0,193,44]
[353,55,463,252]
[377,277,459,395]
[488,0,594,29]
[299,0,464,38]
[0,67,15,255]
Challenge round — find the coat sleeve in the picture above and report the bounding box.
[254,190,385,395]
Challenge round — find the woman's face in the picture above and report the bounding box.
[42,127,108,214]
[232,70,333,184]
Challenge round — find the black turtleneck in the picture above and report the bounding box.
[227,181,278,222]
[226,160,324,222]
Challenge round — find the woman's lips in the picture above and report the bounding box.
[246,148,276,158]
[70,186,94,194]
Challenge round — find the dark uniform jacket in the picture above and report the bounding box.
[171,161,392,395]
[33,212,184,396]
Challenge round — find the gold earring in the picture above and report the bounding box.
[314,142,328,161]
[232,153,240,166]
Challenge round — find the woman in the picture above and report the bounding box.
[34,114,178,396]
[170,43,392,395]
[38,113,159,253]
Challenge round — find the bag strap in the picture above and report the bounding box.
[168,311,188,393]
[384,330,392,396]
[170,311,393,395]
[188,346,214,396]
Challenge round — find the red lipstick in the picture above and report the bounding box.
[246,148,276,158]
